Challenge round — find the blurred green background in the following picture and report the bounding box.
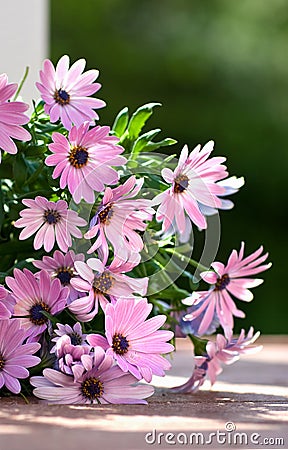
[51,0,286,333]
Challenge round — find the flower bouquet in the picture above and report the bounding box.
[0,55,271,404]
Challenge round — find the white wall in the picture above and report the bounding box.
[0,0,49,105]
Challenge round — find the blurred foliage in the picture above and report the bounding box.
[51,0,287,333]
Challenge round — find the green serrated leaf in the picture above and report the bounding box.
[131,128,161,156]
[111,107,129,137]
[127,102,161,141]
[145,137,177,152]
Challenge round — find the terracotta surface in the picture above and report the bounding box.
[0,336,287,450]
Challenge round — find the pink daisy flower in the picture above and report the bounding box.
[55,334,91,380]
[30,346,154,404]
[50,322,88,353]
[14,196,87,252]
[33,250,85,303]
[176,299,220,338]
[46,122,126,204]
[0,319,40,394]
[5,269,69,342]
[85,176,154,261]
[0,73,31,162]
[0,285,14,319]
[153,141,228,237]
[88,297,174,382]
[36,55,106,130]
[171,327,262,393]
[69,255,148,321]
[183,243,272,336]
[198,176,245,216]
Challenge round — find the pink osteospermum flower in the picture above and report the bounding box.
[88,297,174,383]
[153,141,228,236]
[183,242,272,336]
[30,346,154,404]
[0,73,31,162]
[85,175,154,261]
[0,319,40,394]
[161,176,245,244]
[50,322,88,353]
[69,255,148,322]
[198,176,245,216]
[14,196,87,252]
[0,285,15,319]
[33,250,85,303]
[55,335,91,380]
[171,327,262,393]
[46,122,126,204]
[5,269,69,342]
[36,55,106,130]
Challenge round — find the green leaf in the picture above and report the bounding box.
[0,162,13,179]
[188,334,208,356]
[13,154,28,187]
[136,153,177,170]
[0,272,7,284]
[154,284,191,302]
[147,262,190,301]
[5,259,35,274]
[131,128,161,155]
[0,183,4,229]
[127,102,161,141]
[130,128,177,159]
[0,254,15,272]
[145,137,177,152]
[0,239,34,255]
[111,107,129,137]
[24,145,47,159]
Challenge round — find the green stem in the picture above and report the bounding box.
[13,67,29,100]
[20,392,29,404]
[164,248,209,272]
[41,311,59,326]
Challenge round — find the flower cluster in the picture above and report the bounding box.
[0,55,271,402]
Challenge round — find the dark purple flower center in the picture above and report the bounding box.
[56,267,73,286]
[98,203,114,224]
[29,302,50,326]
[81,377,104,401]
[112,333,129,355]
[93,272,114,294]
[54,89,70,105]
[0,353,5,371]
[174,174,189,193]
[68,146,89,169]
[43,209,61,225]
[215,273,230,291]
[69,332,83,346]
